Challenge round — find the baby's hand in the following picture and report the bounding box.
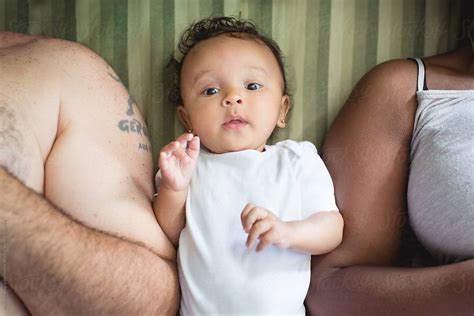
[159,133,200,192]
[240,203,290,252]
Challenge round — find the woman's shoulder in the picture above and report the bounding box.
[334,59,419,130]
[369,58,418,76]
[349,58,419,118]
[325,58,420,154]
[354,59,419,102]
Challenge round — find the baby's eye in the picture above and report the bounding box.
[202,87,220,96]
[246,83,263,91]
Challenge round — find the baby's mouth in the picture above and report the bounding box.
[223,116,248,129]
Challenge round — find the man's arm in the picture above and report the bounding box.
[305,60,474,315]
[1,39,179,315]
[1,167,179,315]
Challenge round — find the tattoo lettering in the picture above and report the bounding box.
[118,119,150,138]
[127,96,135,116]
[138,143,149,151]
[109,64,151,151]
[106,64,136,117]
[117,117,151,152]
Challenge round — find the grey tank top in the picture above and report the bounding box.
[407,58,474,264]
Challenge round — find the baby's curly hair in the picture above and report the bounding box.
[170,16,289,107]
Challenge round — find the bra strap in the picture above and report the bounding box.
[409,58,427,92]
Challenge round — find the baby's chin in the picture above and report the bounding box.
[203,142,266,154]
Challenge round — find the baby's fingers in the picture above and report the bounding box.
[241,205,268,232]
[159,151,170,170]
[158,148,177,172]
[176,132,194,146]
[173,148,192,164]
[240,203,254,230]
[246,219,272,249]
[160,141,180,159]
[160,133,192,158]
[187,136,200,161]
[256,230,275,252]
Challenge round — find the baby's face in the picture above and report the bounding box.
[178,34,289,153]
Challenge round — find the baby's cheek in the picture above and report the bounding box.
[196,130,219,152]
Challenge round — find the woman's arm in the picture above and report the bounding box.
[305,59,474,315]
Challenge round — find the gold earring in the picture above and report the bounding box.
[281,119,286,124]
[187,128,193,134]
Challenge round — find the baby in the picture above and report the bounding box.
[153,16,343,315]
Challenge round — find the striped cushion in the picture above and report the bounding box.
[0,0,461,161]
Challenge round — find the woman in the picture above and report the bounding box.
[306,4,474,315]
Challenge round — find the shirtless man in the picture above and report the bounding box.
[0,32,178,315]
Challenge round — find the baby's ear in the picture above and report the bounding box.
[276,96,290,128]
[177,105,192,131]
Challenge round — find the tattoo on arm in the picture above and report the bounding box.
[138,143,149,151]
[117,98,150,142]
[117,117,151,151]
[108,64,152,151]
[127,96,135,116]
[118,118,150,138]
[117,115,151,152]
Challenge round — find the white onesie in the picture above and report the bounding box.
[156,140,338,315]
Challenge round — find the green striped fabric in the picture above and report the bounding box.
[0,0,462,159]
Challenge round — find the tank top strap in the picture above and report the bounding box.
[408,57,428,92]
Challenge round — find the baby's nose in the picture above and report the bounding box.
[222,93,243,107]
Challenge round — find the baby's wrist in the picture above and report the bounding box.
[283,221,296,249]
[159,183,189,196]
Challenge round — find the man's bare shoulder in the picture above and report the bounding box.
[1,32,114,97]
[0,31,44,50]
[31,36,110,78]
[16,35,177,259]
[0,32,91,61]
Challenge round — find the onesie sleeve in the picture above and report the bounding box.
[295,141,338,218]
